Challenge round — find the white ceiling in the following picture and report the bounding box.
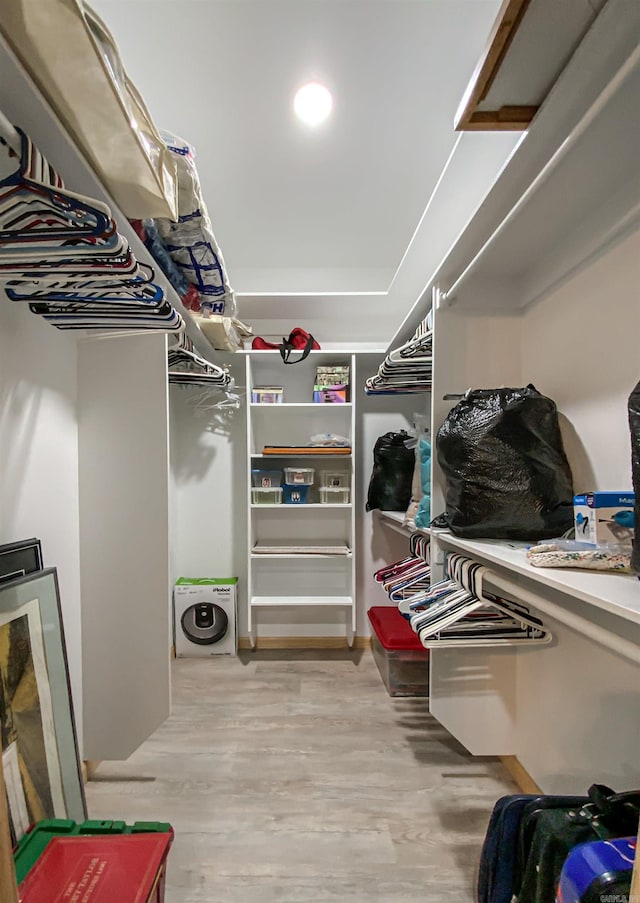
[94,0,508,304]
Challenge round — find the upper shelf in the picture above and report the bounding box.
[0,33,217,363]
[388,0,640,346]
[455,0,606,131]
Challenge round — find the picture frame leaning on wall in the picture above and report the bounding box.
[0,568,86,841]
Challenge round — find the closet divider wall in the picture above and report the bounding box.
[0,32,208,758]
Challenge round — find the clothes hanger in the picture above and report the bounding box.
[412,555,552,647]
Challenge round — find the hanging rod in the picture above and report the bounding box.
[481,570,640,666]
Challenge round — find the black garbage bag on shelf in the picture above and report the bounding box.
[628,380,640,575]
[366,430,415,512]
[436,385,574,540]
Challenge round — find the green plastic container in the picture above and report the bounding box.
[14,819,173,884]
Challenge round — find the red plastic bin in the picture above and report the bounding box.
[18,832,174,903]
[368,606,429,697]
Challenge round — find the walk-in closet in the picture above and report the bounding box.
[0,1,639,901]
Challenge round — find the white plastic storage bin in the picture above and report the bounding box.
[320,470,349,489]
[283,467,315,485]
[319,487,350,504]
[251,469,283,488]
[252,487,283,504]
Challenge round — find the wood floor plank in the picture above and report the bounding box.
[86,651,516,900]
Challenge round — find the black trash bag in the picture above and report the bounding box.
[628,380,640,574]
[437,385,574,540]
[366,430,415,512]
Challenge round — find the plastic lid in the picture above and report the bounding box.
[367,606,426,651]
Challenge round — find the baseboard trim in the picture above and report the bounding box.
[83,760,102,783]
[238,636,371,651]
[500,756,542,793]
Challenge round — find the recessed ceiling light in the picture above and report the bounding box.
[294,82,333,127]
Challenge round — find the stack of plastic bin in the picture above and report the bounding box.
[282,467,314,504]
[14,819,174,902]
[319,469,350,504]
[251,468,283,504]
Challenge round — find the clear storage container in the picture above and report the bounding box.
[251,487,283,504]
[283,467,315,485]
[320,470,349,489]
[251,469,283,488]
[319,487,350,504]
[282,484,310,504]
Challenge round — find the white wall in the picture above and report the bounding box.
[0,300,83,747]
[512,227,640,790]
[522,227,640,492]
[169,359,247,632]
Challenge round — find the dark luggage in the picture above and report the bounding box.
[515,795,589,895]
[516,785,640,903]
[477,795,537,903]
[556,836,635,903]
[478,785,640,903]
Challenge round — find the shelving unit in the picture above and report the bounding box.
[245,351,357,647]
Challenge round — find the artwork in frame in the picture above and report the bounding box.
[0,538,43,586]
[0,568,85,840]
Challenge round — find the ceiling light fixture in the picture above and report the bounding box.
[294,82,333,127]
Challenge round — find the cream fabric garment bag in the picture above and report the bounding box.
[0,0,178,220]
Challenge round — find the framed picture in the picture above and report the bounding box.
[0,539,43,586]
[0,568,86,839]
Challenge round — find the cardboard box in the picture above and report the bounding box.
[251,386,283,403]
[573,492,635,545]
[174,578,238,656]
[313,385,348,403]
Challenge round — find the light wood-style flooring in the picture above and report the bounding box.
[86,650,516,902]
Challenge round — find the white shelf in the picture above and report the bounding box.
[250,596,353,607]
[437,533,640,626]
[251,453,352,459]
[251,503,352,509]
[250,403,352,408]
[251,553,353,559]
[377,510,411,526]
[0,34,220,363]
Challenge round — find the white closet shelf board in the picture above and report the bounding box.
[240,346,385,354]
[251,453,352,459]
[251,504,352,509]
[0,34,216,363]
[455,0,607,130]
[437,533,640,626]
[250,403,353,408]
[387,0,640,347]
[375,510,427,536]
[250,596,353,607]
[251,553,353,560]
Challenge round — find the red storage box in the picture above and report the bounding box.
[368,606,429,697]
[18,832,174,903]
